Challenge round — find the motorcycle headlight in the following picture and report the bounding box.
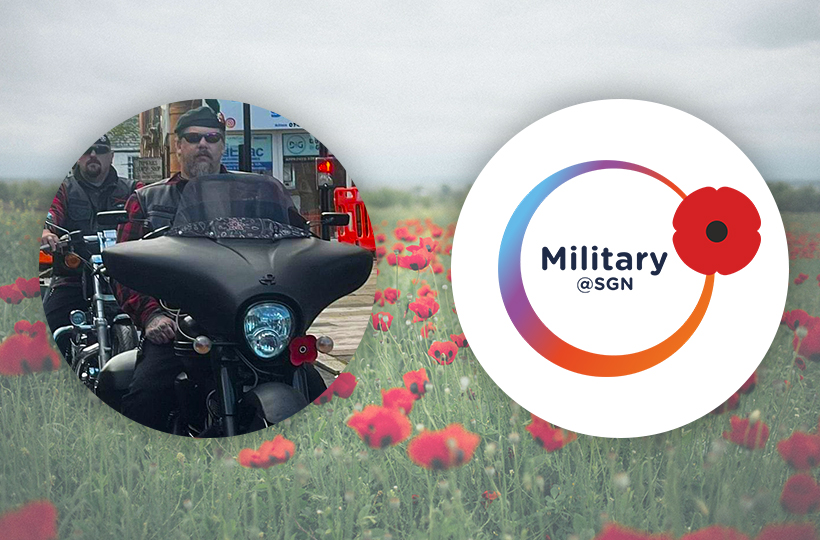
[243,302,294,359]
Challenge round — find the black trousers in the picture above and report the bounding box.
[120,340,181,432]
[121,340,327,434]
[43,281,85,333]
[42,281,86,361]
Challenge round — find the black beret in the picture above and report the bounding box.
[174,106,225,134]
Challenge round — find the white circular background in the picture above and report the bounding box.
[452,100,788,438]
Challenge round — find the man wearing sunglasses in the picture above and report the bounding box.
[42,134,140,339]
[114,105,231,432]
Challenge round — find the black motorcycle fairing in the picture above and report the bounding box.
[102,235,372,339]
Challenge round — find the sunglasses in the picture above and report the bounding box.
[83,145,111,155]
[179,131,224,144]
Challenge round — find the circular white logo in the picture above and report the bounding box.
[453,100,788,437]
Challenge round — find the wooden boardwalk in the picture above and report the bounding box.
[309,267,377,384]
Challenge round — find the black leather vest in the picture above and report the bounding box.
[135,176,187,231]
[62,170,137,235]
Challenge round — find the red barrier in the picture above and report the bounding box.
[334,187,375,252]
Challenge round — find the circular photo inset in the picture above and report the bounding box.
[40,99,376,437]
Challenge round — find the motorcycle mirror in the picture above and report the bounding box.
[319,212,350,228]
[45,220,71,236]
[96,210,129,228]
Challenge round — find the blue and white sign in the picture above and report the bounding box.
[217,100,302,130]
[222,134,273,174]
[282,133,321,157]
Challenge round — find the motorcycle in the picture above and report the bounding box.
[41,222,139,390]
[97,173,373,437]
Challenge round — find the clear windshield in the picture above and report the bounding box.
[173,173,301,226]
[167,173,311,240]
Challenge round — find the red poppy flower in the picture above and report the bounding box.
[482,490,499,502]
[408,297,439,320]
[375,246,387,258]
[781,473,820,514]
[418,237,438,253]
[375,233,386,243]
[420,321,436,339]
[392,242,405,253]
[431,262,445,274]
[394,227,416,242]
[372,312,393,331]
[383,287,400,304]
[738,371,757,394]
[15,277,40,298]
[525,413,577,452]
[398,252,430,271]
[347,405,412,448]
[592,523,673,540]
[238,434,296,468]
[407,423,480,470]
[797,273,810,285]
[416,284,438,298]
[481,490,500,507]
[331,372,356,398]
[710,392,740,415]
[381,387,416,414]
[795,326,820,362]
[450,333,468,348]
[795,357,808,371]
[373,289,385,307]
[679,525,748,540]
[447,268,452,281]
[672,187,761,275]
[0,284,23,305]
[722,415,769,450]
[778,431,820,470]
[0,334,61,376]
[0,499,58,540]
[755,524,818,540]
[784,309,816,331]
[403,368,428,399]
[428,341,458,365]
[14,320,47,338]
[289,335,317,366]
[430,225,443,238]
[313,372,357,405]
[386,253,398,266]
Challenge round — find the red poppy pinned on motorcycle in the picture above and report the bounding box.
[672,187,761,276]
[289,335,318,366]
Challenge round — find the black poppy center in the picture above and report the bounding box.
[705,221,728,243]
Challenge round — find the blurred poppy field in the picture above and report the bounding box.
[3,201,820,540]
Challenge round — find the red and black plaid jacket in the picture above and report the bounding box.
[113,173,187,328]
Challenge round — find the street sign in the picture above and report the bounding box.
[133,157,163,182]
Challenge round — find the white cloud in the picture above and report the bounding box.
[0,0,817,186]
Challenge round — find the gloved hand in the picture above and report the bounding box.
[144,314,177,344]
[41,229,59,252]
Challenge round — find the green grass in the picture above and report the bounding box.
[1,207,820,539]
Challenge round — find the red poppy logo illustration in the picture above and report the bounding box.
[672,186,761,276]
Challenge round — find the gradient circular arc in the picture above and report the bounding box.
[498,160,714,377]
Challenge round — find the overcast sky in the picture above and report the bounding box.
[0,1,817,189]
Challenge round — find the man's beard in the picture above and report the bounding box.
[82,161,102,179]
[183,153,221,178]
